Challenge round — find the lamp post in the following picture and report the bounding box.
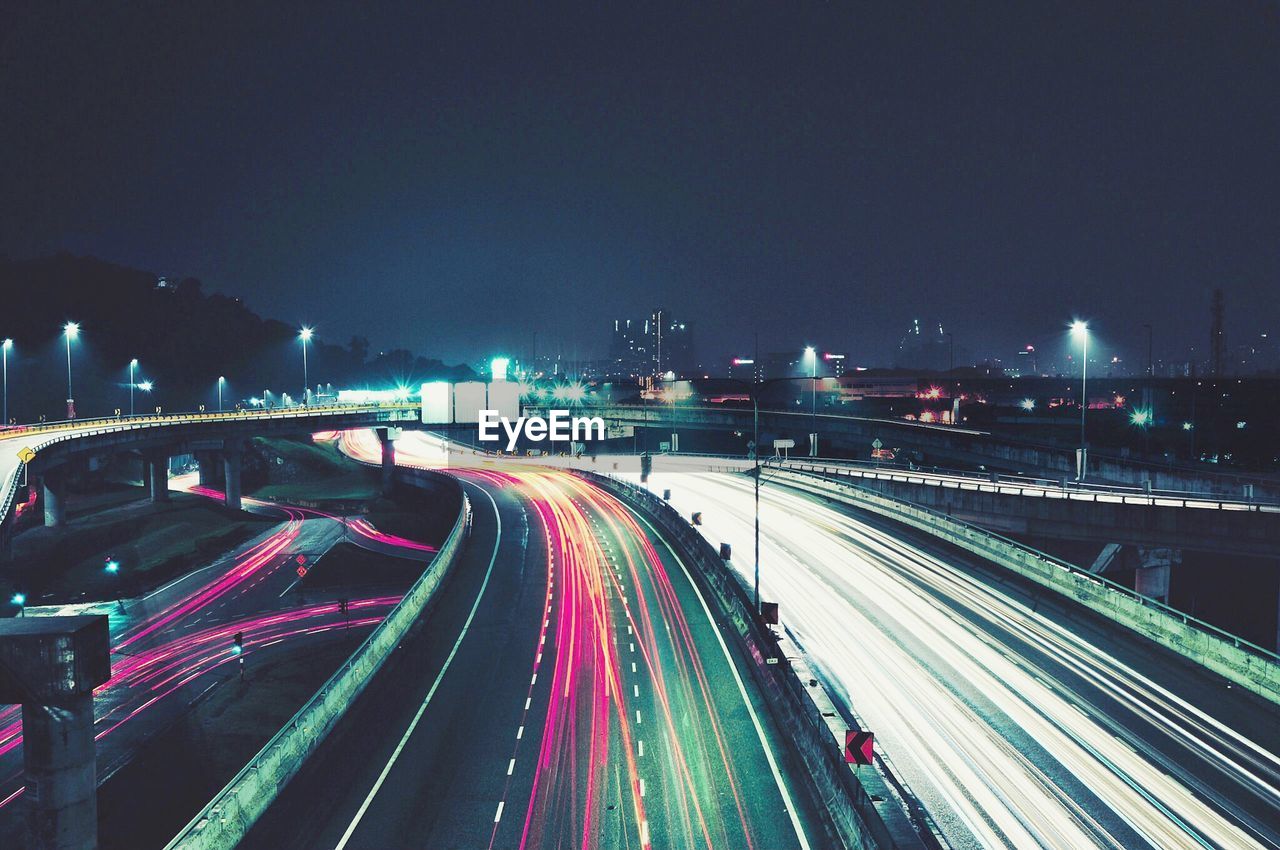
[218,376,226,412]
[1071,320,1089,479]
[63,322,79,419]
[129,359,138,416]
[299,326,313,404]
[2,338,11,425]
[803,346,817,456]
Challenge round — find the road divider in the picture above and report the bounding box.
[578,469,928,850]
[163,471,469,850]
[770,465,1280,706]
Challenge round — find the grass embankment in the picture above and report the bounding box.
[249,437,380,502]
[3,492,271,609]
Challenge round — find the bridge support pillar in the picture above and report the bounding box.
[0,516,12,565]
[196,450,223,488]
[223,443,243,512]
[1134,546,1178,604]
[146,451,170,503]
[377,427,400,496]
[42,467,66,528]
[0,615,110,850]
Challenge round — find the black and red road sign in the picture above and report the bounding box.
[845,730,874,765]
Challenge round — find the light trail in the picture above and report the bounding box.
[644,467,1280,850]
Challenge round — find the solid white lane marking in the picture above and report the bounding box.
[333,484,502,850]
[637,509,812,849]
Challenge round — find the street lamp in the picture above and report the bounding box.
[138,380,153,394]
[63,321,80,419]
[11,592,25,616]
[218,376,226,412]
[129,359,138,416]
[803,346,817,456]
[2,338,12,425]
[299,326,314,404]
[1070,320,1089,479]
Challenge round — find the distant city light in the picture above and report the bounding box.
[1236,421,1247,429]
[491,357,510,382]
[105,559,120,573]
[1129,408,1151,427]
[138,380,153,392]
[1182,421,1195,431]
[1020,398,1036,412]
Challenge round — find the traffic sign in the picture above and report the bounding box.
[871,438,883,450]
[16,447,35,464]
[296,565,308,577]
[295,554,308,565]
[845,730,874,765]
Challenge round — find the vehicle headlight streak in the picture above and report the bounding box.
[649,471,1277,850]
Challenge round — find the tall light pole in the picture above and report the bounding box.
[1071,320,1089,479]
[803,346,817,456]
[63,322,80,420]
[129,359,138,416]
[218,376,226,412]
[2,338,11,425]
[299,326,313,404]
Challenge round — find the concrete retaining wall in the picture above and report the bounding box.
[773,467,1280,706]
[578,470,926,850]
[163,472,470,850]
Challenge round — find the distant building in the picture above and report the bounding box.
[605,308,697,379]
[894,319,967,372]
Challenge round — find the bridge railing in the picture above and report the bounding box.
[0,404,420,527]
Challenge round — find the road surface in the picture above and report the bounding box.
[241,439,820,850]
[636,459,1280,850]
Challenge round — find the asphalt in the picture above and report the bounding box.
[239,469,821,850]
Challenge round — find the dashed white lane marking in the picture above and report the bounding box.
[524,697,531,710]
[531,673,537,685]
[517,725,524,740]
[633,684,639,698]
[640,778,646,797]
[636,710,642,725]
[638,740,645,757]
[494,801,505,823]
[507,759,516,776]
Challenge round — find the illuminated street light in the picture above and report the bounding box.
[218,376,226,412]
[1129,408,1151,427]
[64,321,80,419]
[138,380,153,393]
[2,338,12,425]
[11,592,25,616]
[1070,320,1089,478]
[129,358,139,416]
[803,346,817,455]
[299,326,314,403]
[491,357,510,382]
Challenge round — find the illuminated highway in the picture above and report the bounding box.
[240,431,819,850]
[633,459,1280,850]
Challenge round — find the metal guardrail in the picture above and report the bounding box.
[761,465,1280,668]
[0,404,420,527]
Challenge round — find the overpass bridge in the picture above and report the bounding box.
[0,404,426,559]
[570,402,1280,500]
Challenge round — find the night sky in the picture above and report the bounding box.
[3,2,1278,369]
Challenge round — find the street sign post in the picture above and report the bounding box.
[845,730,874,765]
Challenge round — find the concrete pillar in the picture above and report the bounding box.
[147,452,170,503]
[0,616,110,850]
[223,443,243,512]
[378,427,400,496]
[1134,546,1179,604]
[42,467,66,528]
[0,515,13,565]
[23,693,97,849]
[196,450,224,488]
